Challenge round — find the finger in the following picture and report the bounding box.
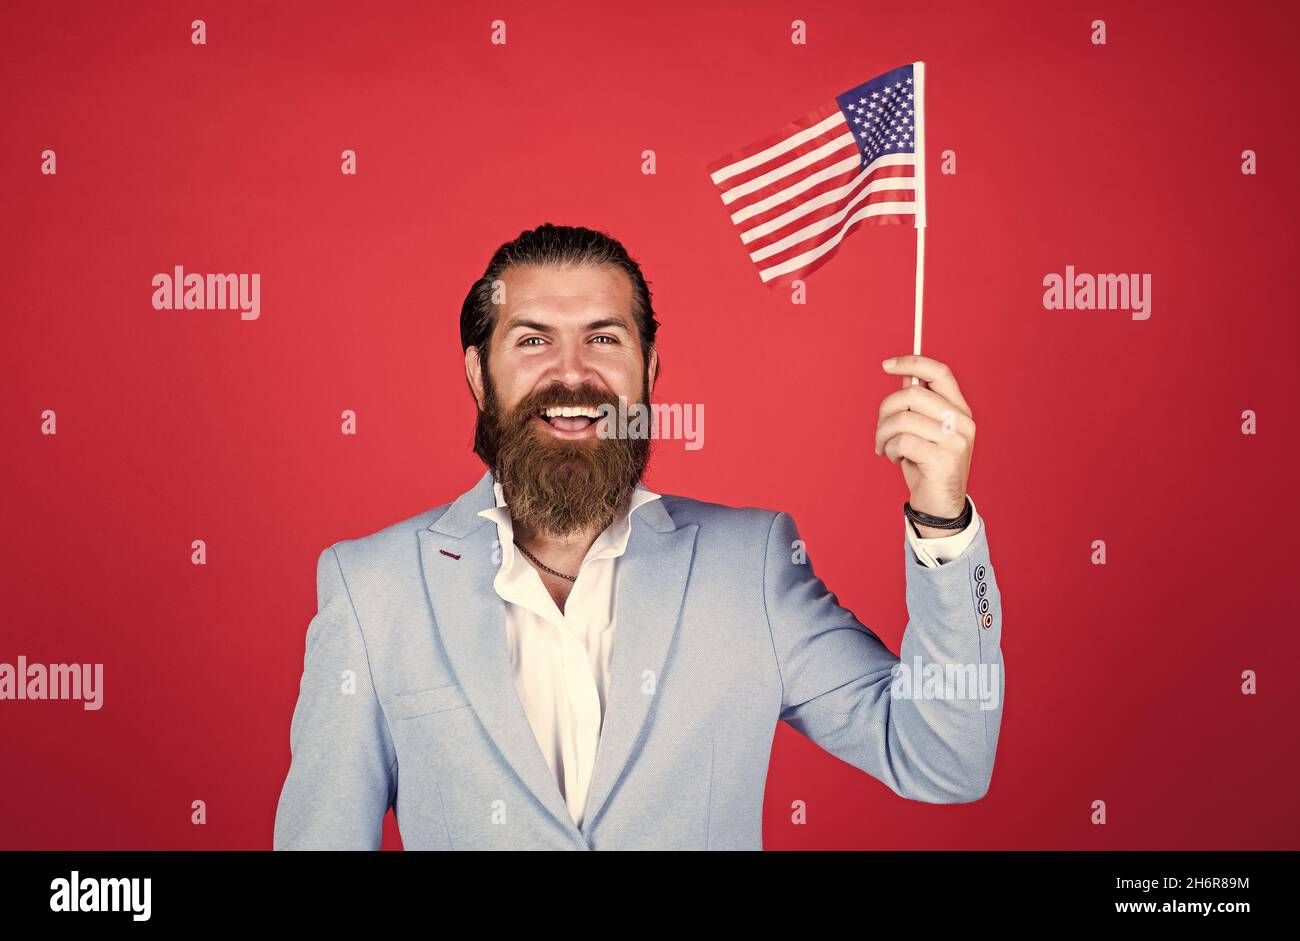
[882,355,970,414]
[881,431,944,467]
[878,384,977,435]
[876,411,939,456]
[874,410,973,456]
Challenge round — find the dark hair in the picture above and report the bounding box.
[459,222,661,386]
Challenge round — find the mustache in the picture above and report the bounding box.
[505,382,622,419]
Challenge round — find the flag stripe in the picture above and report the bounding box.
[738,157,914,245]
[742,164,915,263]
[718,130,856,205]
[709,108,853,203]
[750,178,914,263]
[707,106,846,185]
[758,202,917,283]
[730,152,910,226]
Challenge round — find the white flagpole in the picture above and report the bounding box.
[911,60,927,386]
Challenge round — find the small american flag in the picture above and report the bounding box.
[707,62,926,288]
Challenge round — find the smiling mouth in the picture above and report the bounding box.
[536,405,602,433]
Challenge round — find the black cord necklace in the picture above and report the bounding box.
[512,538,578,582]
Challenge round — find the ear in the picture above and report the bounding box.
[465,346,486,410]
[647,346,660,396]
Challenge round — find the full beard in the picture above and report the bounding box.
[474,373,652,538]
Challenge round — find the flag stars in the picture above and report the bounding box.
[839,69,917,156]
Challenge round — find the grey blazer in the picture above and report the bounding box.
[273,469,1004,850]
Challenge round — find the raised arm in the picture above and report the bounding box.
[765,506,1003,803]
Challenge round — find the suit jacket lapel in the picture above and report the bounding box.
[580,499,698,832]
[418,470,581,838]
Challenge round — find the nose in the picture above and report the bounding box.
[547,336,598,388]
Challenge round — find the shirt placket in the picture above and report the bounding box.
[557,575,603,825]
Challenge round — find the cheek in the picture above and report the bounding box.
[494,358,545,404]
[602,358,645,393]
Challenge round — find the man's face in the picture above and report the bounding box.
[466,262,657,538]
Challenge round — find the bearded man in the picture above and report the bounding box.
[273,222,1004,851]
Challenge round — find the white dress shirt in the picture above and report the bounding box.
[478,479,982,827]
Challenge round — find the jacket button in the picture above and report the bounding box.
[981,612,993,629]
[974,564,986,581]
[976,581,988,598]
[978,597,990,615]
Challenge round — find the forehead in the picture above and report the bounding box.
[495,263,634,329]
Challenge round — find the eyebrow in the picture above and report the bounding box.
[502,316,632,335]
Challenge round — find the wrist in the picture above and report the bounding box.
[905,495,971,539]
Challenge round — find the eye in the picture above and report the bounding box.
[519,336,546,346]
[591,335,618,344]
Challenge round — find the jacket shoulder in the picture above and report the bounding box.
[327,501,448,567]
[657,491,785,535]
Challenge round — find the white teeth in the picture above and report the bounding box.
[543,405,598,418]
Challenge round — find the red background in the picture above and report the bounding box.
[3,0,1298,850]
